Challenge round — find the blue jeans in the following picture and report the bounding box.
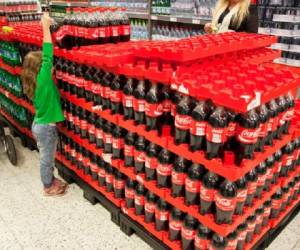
[32,122,58,188]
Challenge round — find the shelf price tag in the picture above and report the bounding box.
[170,17,177,22]
[151,15,158,20]
[192,19,201,24]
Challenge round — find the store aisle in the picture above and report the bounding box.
[0,137,300,250]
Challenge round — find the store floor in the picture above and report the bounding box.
[1,137,300,250]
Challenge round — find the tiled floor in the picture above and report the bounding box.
[0,137,300,250]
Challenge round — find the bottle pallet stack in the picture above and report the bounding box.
[3,20,300,250]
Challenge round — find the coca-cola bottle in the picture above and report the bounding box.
[254,207,264,234]
[288,181,295,205]
[91,69,104,106]
[98,159,106,187]
[76,144,83,170]
[276,96,288,139]
[74,106,82,135]
[88,112,96,144]
[189,101,210,152]
[145,143,161,181]
[69,103,75,132]
[245,215,256,243]
[171,157,190,198]
[90,155,98,181]
[75,64,86,99]
[194,223,211,250]
[156,149,174,188]
[125,179,136,208]
[283,93,295,134]
[262,199,272,227]
[270,189,283,218]
[64,136,71,160]
[161,85,173,127]
[225,109,237,151]
[155,199,169,231]
[123,77,137,120]
[110,74,126,115]
[68,62,76,95]
[119,11,130,42]
[255,162,267,198]
[210,234,228,250]
[145,191,157,223]
[215,180,237,224]
[245,169,258,206]
[105,164,114,193]
[273,150,283,184]
[206,107,228,160]
[170,91,182,133]
[235,110,260,165]
[113,171,125,199]
[280,142,295,177]
[134,184,146,215]
[169,207,184,241]
[103,121,113,154]
[145,83,163,132]
[134,136,147,174]
[181,215,198,250]
[236,223,247,250]
[200,171,220,215]
[80,109,88,139]
[174,96,193,145]
[101,72,114,110]
[185,164,206,206]
[281,186,289,211]
[124,132,137,167]
[255,104,269,152]
[234,177,248,215]
[112,126,125,159]
[70,140,76,165]
[226,231,238,250]
[95,116,104,149]
[133,79,148,125]
[84,66,95,102]
[265,100,279,146]
[264,156,274,191]
[83,150,91,175]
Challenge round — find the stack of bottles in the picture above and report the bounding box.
[0,40,21,66]
[51,7,131,49]
[6,13,42,25]
[0,0,38,15]
[91,0,148,13]
[0,68,23,97]
[130,19,148,40]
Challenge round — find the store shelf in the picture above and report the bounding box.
[150,15,210,25]
[127,12,149,20]
[273,14,300,23]
[49,1,89,7]
[271,43,300,53]
[274,57,300,68]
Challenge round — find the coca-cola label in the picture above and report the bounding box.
[102,86,111,99]
[172,171,186,186]
[92,82,101,95]
[236,125,259,144]
[200,185,215,202]
[119,25,130,36]
[67,112,74,123]
[227,122,237,137]
[263,206,271,217]
[134,194,145,206]
[83,157,90,167]
[145,156,158,170]
[133,99,145,112]
[175,114,192,130]
[86,80,92,92]
[95,128,103,140]
[90,162,98,172]
[145,201,156,214]
[134,151,146,163]
[282,154,294,167]
[76,153,83,162]
[123,95,134,108]
[190,120,207,136]
[227,239,238,250]
[80,120,88,130]
[145,102,163,117]
[206,124,227,143]
[113,179,125,190]
[112,138,124,150]
[155,209,169,221]
[181,227,195,240]
[195,236,209,250]
[171,104,176,117]
[257,174,266,186]
[74,77,84,88]
[246,221,256,233]
[111,26,119,37]
[283,193,289,203]
[125,145,134,157]
[238,230,247,241]
[256,214,263,225]
[271,199,281,210]
[279,112,285,126]
[110,90,122,103]
[163,99,172,112]
[98,27,106,38]
[71,149,76,158]
[88,124,95,135]
[103,133,112,144]
[274,162,282,174]
[88,27,99,39]
[105,174,114,184]
[185,178,200,193]
[266,168,273,179]
[74,116,80,127]
[125,188,135,199]
[236,189,248,203]
[215,193,237,211]
[169,218,182,231]
[247,181,258,194]
[157,164,173,176]
[56,70,63,79]
[284,108,295,121]
[267,117,279,132]
[259,122,268,138]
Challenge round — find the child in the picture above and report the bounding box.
[21,13,68,196]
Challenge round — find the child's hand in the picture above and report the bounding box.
[41,12,53,29]
[204,23,213,34]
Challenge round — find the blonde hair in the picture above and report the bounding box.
[212,0,251,28]
[20,51,42,100]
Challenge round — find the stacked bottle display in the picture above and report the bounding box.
[130,19,148,40]
[0,41,21,66]
[0,68,23,97]
[7,13,42,25]
[51,7,131,49]
[0,0,38,15]
[90,0,148,13]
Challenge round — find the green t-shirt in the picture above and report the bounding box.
[33,43,65,124]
